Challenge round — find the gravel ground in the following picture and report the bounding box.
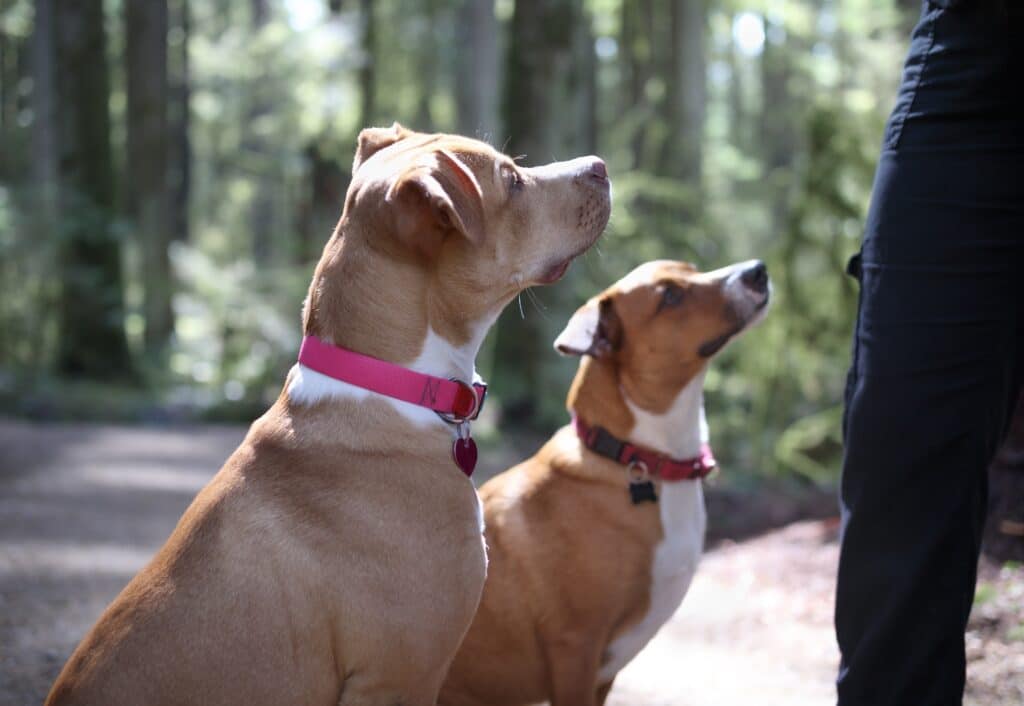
[609,522,1024,706]
[1,418,1020,705]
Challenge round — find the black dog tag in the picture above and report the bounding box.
[629,481,658,505]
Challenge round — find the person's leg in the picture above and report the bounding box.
[836,2,1024,705]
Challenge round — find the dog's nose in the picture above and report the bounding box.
[740,261,768,293]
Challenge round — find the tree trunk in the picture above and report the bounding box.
[25,0,59,367]
[897,0,923,34]
[661,0,705,186]
[31,0,57,210]
[0,34,12,130]
[759,25,798,233]
[248,0,274,264]
[502,0,578,163]
[358,0,376,128]
[570,4,598,155]
[54,0,131,377]
[299,143,347,264]
[455,0,499,140]
[620,0,655,169]
[251,0,269,26]
[125,0,173,356]
[493,0,580,424]
[0,32,30,133]
[168,0,191,243]
[413,0,441,131]
[726,29,749,153]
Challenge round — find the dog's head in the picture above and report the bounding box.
[555,259,770,413]
[305,123,611,351]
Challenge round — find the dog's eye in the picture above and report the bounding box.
[658,284,685,311]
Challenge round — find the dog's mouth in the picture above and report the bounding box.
[537,238,597,285]
[537,212,610,286]
[697,327,740,358]
[697,292,771,358]
[538,257,573,284]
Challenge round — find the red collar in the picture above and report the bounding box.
[297,336,486,476]
[573,415,716,482]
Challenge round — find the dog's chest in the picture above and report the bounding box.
[598,481,706,682]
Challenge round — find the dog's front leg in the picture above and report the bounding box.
[543,636,603,706]
[595,679,615,706]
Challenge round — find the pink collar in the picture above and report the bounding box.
[573,415,716,484]
[298,336,486,476]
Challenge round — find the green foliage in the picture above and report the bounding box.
[0,0,914,479]
[169,243,307,414]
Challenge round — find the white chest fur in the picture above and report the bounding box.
[598,372,709,682]
[598,481,706,681]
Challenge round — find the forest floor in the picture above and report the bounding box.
[1,418,1021,706]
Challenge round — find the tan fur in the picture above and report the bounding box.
[46,125,610,706]
[439,260,768,706]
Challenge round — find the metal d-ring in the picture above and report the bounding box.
[626,459,650,484]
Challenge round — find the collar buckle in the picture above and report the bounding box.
[436,378,485,424]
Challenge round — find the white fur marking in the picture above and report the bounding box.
[553,301,600,355]
[286,363,444,428]
[286,318,495,432]
[474,490,486,533]
[599,373,709,681]
[615,259,771,332]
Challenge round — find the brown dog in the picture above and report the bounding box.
[45,124,610,706]
[438,259,770,706]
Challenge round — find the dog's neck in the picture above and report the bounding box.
[286,230,496,428]
[568,357,708,460]
[623,369,708,460]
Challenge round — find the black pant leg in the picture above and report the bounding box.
[835,2,1024,705]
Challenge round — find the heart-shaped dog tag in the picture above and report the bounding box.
[453,436,478,477]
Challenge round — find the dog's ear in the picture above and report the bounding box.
[385,149,485,259]
[353,122,410,172]
[554,297,622,357]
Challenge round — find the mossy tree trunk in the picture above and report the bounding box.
[455,0,499,140]
[493,0,584,425]
[126,0,174,357]
[54,0,132,378]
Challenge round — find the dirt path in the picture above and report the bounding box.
[1,419,1020,705]
[0,420,248,705]
[609,521,840,706]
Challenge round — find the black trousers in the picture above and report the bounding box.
[836,2,1024,705]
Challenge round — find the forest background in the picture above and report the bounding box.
[0,0,928,482]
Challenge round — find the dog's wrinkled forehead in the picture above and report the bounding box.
[353,125,499,185]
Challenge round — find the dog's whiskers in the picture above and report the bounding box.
[524,287,549,320]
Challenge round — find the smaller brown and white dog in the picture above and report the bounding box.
[438,259,770,706]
